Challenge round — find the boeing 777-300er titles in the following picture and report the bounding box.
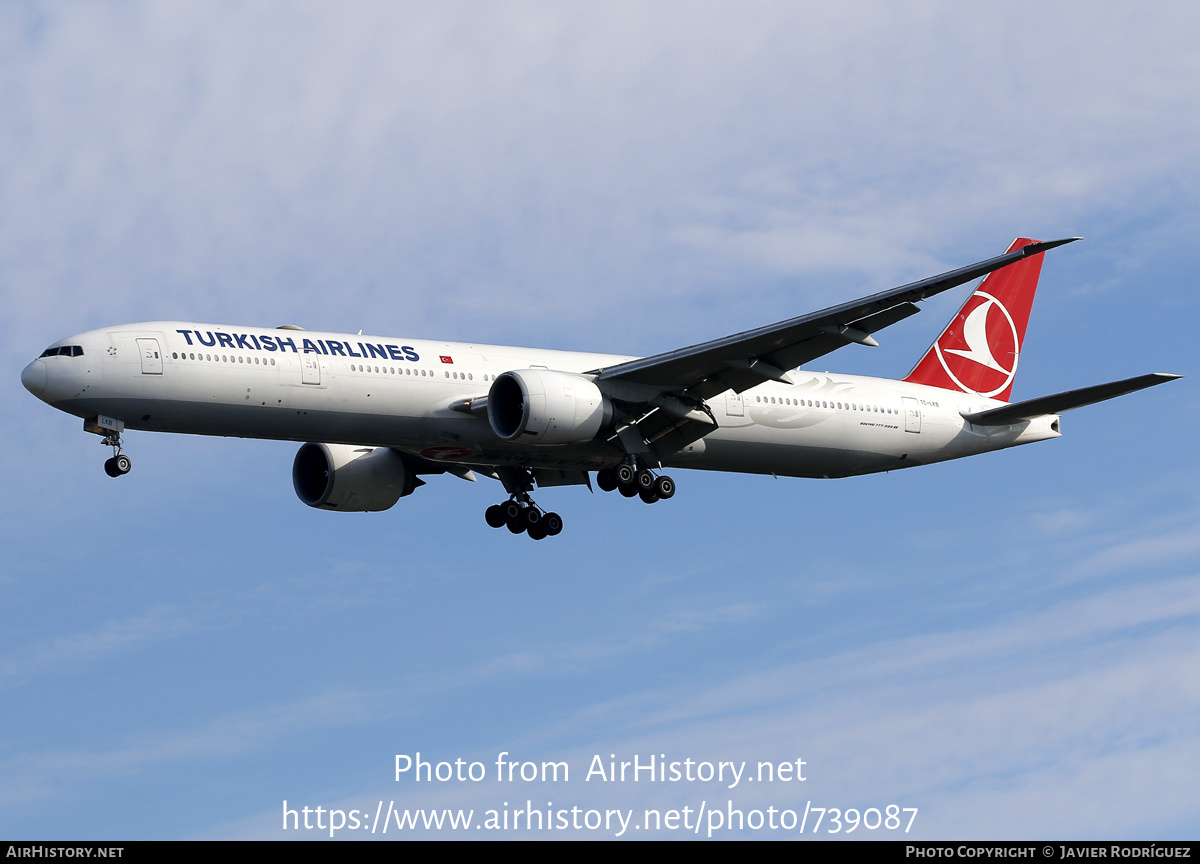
[21,238,1181,539]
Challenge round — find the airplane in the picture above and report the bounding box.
[20,237,1181,540]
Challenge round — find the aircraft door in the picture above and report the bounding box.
[726,390,744,417]
[136,338,163,374]
[301,354,321,385]
[902,396,921,433]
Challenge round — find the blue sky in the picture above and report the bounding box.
[2,1,1197,839]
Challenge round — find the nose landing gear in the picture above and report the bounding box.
[104,452,132,478]
[85,416,131,478]
[101,433,131,478]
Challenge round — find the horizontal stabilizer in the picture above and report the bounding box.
[962,373,1182,426]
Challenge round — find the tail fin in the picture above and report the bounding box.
[903,237,1047,402]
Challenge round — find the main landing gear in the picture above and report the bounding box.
[595,462,676,505]
[484,461,673,539]
[102,433,131,478]
[485,497,564,541]
[485,467,564,540]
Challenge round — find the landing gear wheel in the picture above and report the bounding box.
[114,454,131,475]
[639,487,660,504]
[654,475,675,499]
[505,501,528,533]
[619,484,638,498]
[502,500,523,522]
[616,464,636,487]
[104,457,120,478]
[635,468,656,492]
[596,468,618,492]
[493,470,564,538]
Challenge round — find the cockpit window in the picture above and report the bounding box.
[38,345,83,358]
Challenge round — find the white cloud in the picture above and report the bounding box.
[212,573,1200,838]
[1070,521,1200,580]
[0,689,376,806]
[0,606,190,687]
[2,1,1198,364]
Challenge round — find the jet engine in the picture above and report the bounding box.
[487,369,612,445]
[292,443,419,511]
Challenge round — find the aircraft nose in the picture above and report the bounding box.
[21,359,47,397]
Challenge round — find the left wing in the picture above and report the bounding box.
[589,238,1078,458]
[593,238,1078,398]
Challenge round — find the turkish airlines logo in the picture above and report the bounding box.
[934,291,1020,398]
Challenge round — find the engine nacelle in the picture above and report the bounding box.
[292,443,418,511]
[488,369,611,445]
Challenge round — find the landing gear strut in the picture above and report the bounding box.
[484,468,564,540]
[484,496,564,540]
[101,432,131,478]
[596,460,676,504]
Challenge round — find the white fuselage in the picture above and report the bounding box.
[22,321,1061,479]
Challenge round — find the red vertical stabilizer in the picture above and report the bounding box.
[902,238,1046,402]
